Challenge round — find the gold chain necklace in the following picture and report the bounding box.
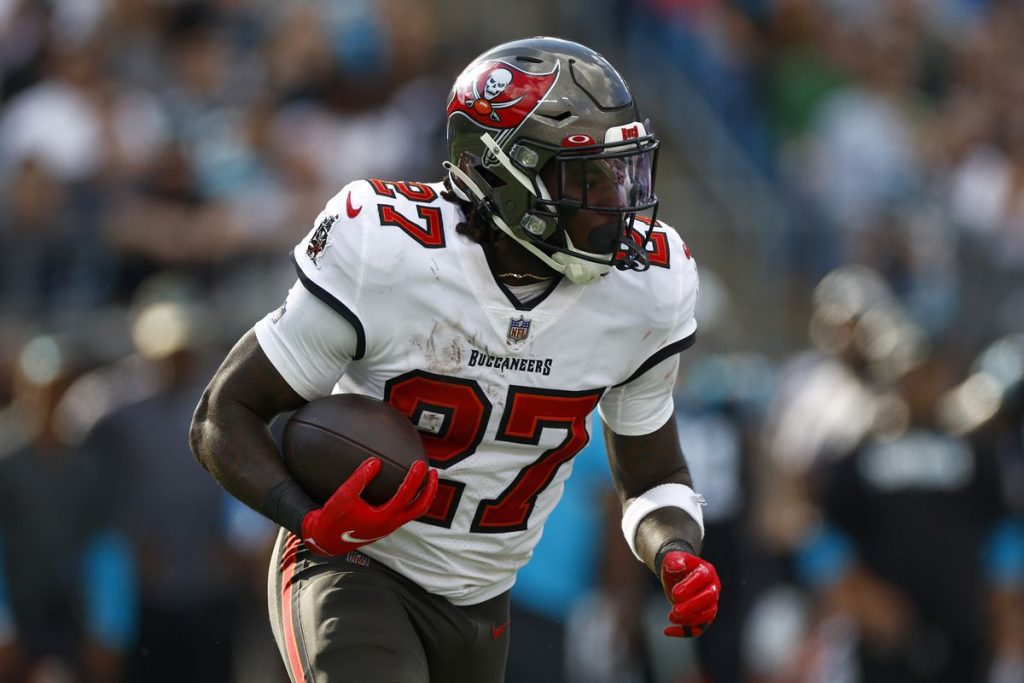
[497,272,552,282]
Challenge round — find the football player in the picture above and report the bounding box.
[190,37,720,682]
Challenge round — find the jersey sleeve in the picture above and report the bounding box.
[253,181,373,401]
[289,180,374,360]
[629,227,698,380]
[599,354,680,436]
[253,280,359,401]
[598,227,698,435]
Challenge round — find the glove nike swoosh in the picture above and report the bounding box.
[341,530,385,544]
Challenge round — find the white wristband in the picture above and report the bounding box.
[620,483,706,561]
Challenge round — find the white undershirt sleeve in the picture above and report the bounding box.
[598,354,681,436]
[253,280,358,401]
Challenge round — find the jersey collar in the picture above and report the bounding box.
[450,206,587,349]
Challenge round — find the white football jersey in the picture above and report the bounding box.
[255,179,698,605]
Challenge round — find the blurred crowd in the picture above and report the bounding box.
[1,0,1024,682]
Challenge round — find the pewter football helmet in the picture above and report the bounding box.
[445,37,659,284]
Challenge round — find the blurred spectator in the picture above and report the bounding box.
[633,0,772,172]
[674,352,776,682]
[802,21,924,247]
[852,206,960,341]
[753,265,927,679]
[797,349,1011,682]
[0,335,137,683]
[764,0,848,146]
[0,46,105,184]
[80,293,277,683]
[942,333,1024,681]
[0,39,169,319]
[759,265,924,495]
[0,157,79,318]
[0,1,51,103]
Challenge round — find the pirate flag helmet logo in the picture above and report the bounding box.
[446,59,559,130]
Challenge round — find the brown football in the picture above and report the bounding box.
[282,394,427,506]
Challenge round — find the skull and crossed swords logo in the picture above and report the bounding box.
[463,67,523,122]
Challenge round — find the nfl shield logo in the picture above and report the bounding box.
[507,315,531,343]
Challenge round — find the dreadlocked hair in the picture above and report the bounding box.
[441,177,500,247]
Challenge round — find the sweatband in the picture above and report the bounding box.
[263,479,318,535]
[655,539,698,574]
[621,483,705,561]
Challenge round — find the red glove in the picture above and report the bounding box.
[301,457,438,557]
[660,551,721,637]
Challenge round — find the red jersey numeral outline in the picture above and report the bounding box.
[369,179,446,248]
[385,372,491,468]
[616,221,671,268]
[378,205,445,248]
[383,371,602,532]
[472,386,601,532]
[636,214,692,263]
[368,179,438,202]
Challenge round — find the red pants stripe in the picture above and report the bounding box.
[279,533,308,683]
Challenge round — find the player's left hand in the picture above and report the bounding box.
[659,551,720,637]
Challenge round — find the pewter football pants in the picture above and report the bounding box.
[268,529,511,683]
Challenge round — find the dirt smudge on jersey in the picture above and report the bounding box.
[481,381,506,409]
[411,321,465,375]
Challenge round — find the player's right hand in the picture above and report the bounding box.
[301,457,438,557]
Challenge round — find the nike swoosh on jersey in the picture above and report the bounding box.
[341,530,384,544]
[491,620,510,640]
[346,192,362,218]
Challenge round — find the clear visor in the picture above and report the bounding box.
[556,148,656,211]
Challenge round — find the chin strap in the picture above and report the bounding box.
[443,160,610,285]
[552,234,612,284]
[444,161,476,203]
